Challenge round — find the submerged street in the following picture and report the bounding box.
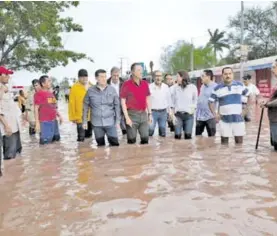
[0,102,277,236]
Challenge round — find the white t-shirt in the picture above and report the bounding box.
[245,83,260,96]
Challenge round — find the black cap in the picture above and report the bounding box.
[243,74,251,80]
[78,69,88,77]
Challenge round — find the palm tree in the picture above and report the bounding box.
[207,29,230,66]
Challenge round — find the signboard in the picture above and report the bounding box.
[257,79,271,98]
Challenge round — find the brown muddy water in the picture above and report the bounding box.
[0,102,277,236]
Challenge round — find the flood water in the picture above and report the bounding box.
[1,102,277,236]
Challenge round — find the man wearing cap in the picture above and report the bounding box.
[69,69,93,142]
[0,66,22,161]
[242,74,262,122]
[107,67,126,135]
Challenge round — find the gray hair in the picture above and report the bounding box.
[110,67,120,74]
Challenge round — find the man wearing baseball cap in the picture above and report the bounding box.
[0,66,22,165]
[242,74,262,122]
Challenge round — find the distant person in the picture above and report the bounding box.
[242,74,262,122]
[171,70,198,140]
[25,79,41,135]
[261,59,277,151]
[64,87,70,103]
[164,73,175,132]
[83,69,120,146]
[53,85,60,100]
[18,89,26,113]
[149,70,172,137]
[120,63,152,145]
[0,66,22,160]
[209,67,250,145]
[107,66,126,135]
[34,75,63,145]
[69,69,92,142]
[165,73,174,87]
[195,70,217,137]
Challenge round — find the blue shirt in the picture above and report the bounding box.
[196,82,217,121]
[209,80,250,123]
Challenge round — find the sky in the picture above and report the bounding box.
[10,0,271,86]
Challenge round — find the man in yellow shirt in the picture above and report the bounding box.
[68,69,92,141]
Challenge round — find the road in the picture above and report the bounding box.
[0,102,277,236]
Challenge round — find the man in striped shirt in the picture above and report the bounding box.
[208,67,250,144]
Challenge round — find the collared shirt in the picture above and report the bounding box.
[209,80,250,123]
[83,85,120,127]
[149,82,171,110]
[171,83,198,113]
[196,82,217,121]
[111,81,120,96]
[120,78,150,111]
[0,84,21,135]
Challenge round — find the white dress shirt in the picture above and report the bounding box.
[149,82,171,110]
[111,81,120,96]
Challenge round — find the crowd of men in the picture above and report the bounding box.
[0,59,277,177]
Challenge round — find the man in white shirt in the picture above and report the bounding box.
[107,67,126,135]
[243,74,262,122]
[149,70,172,137]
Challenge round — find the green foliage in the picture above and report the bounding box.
[207,29,229,65]
[227,3,277,61]
[160,41,215,74]
[0,1,93,72]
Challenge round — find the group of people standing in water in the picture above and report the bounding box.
[0,59,277,177]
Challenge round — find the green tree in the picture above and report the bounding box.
[163,41,215,74]
[226,3,277,61]
[207,29,229,65]
[0,1,93,72]
[59,77,70,90]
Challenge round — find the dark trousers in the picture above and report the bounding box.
[93,126,119,146]
[3,131,22,159]
[126,110,149,144]
[195,118,216,137]
[77,121,93,141]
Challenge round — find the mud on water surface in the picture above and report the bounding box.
[0,103,277,236]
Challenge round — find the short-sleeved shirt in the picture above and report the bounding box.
[34,90,57,122]
[209,81,250,123]
[120,78,150,111]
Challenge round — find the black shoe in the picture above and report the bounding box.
[175,134,181,139]
[4,156,12,160]
[122,130,127,135]
[184,134,192,140]
[77,138,85,142]
[0,170,2,177]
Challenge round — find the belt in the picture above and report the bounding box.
[152,109,166,112]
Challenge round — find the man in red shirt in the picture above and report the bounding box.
[120,63,152,144]
[34,75,63,144]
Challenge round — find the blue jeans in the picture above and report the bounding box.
[40,120,60,144]
[93,125,119,146]
[149,109,167,137]
[175,112,194,139]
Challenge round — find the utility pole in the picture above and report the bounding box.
[190,38,194,71]
[240,1,245,80]
[119,57,124,77]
